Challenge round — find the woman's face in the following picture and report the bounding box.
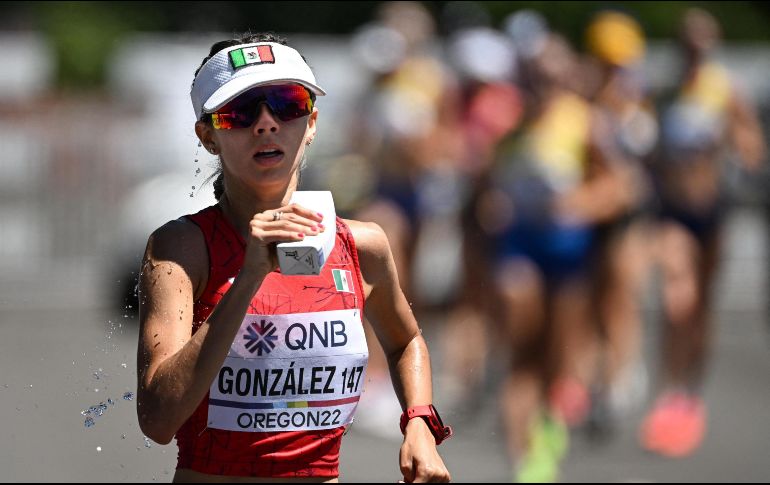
[196,84,318,196]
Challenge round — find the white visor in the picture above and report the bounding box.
[190,42,326,120]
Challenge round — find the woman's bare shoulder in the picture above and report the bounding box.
[343,218,394,290]
[147,217,206,259]
[143,217,209,296]
[343,218,389,258]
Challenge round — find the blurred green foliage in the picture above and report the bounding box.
[33,2,131,89]
[0,1,767,90]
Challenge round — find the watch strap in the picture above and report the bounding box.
[399,404,453,445]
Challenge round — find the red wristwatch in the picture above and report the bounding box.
[399,404,453,445]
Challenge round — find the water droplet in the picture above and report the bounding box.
[144,436,152,448]
[189,192,194,197]
[96,446,102,452]
[85,417,95,428]
[108,398,115,406]
[121,363,127,369]
[28,384,32,388]
[94,388,99,393]
[123,391,134,401]
[191,186,196,190]
[195,168,201,174]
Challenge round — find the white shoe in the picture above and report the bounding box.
[609,359,649,418]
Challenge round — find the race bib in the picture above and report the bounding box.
[208,309,368,432]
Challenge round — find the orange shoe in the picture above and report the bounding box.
[640,391,706,458]
[549,378,590,428]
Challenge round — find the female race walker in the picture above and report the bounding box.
[135,32,451,483]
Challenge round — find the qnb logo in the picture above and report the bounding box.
[243,320,278,356]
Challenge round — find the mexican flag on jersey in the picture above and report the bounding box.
[332,269,354,293]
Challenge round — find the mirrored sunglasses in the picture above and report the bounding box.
[210,84,314,129]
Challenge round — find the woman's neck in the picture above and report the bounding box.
[217,178,298,239]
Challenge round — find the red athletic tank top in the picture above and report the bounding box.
[176,204,367,477]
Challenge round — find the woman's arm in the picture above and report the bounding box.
[136,219,268,444]
[728,90,767,172]
[554,108,639,224]
[348,219,451,483]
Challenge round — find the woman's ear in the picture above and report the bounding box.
[195,120,217,154]
[306,107,319,145]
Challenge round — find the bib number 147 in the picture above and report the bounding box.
[340,366,364,394]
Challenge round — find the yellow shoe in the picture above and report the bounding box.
[514,413,569,483]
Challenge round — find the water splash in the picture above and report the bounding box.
[123,391,135,401]
[82,396,121,427]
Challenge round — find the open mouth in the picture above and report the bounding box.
[253,148,284,161]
